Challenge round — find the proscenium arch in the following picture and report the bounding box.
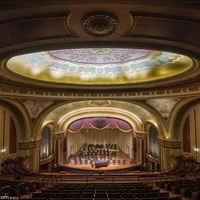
[33,99,166,139]
[58,107,142,136]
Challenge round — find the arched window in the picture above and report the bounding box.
[149,126,159,158]
[40,126,51,159]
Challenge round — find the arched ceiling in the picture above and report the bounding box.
[1,1,200,136]
[45,100,153,122]
[0,1,200,93]
[38,100,154,133]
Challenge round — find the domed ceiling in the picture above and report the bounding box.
[7,48,192,86]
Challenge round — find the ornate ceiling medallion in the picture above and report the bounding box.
[88,100,111,107]
[81,12,119,37]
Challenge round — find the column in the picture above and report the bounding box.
[52,132,64,165]
[143,138,147,165]
[159,138,181,171]
[32,146,40,170]
[135,131,147,164]
[57,138,64,164]
[53,139,57,165]
[18,139,41,170]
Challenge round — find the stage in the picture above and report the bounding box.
[61,146,140,173]
[60,158,140,172]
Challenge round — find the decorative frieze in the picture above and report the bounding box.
[135,131,148,139]
[159,138,181,149]
[146,153,160,163]
[19,139,41,150]
[52,132,64,140]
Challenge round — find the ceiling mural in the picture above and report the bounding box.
[23,100,54,118]
[48,49,152,64]
[146,98,180,120]
[7,49,192,85]
[115,101,154,120]
[45,101,89,121]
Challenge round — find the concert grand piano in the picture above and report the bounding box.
[95,160,109,168]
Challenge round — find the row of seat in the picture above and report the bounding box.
[31,191,169,199]
[41,188,157,194]
[156,178,200,198]
[21,196,182,200]
[161,155,200,176]
[192,191,200,200]
[0,178,42,198]
[53,182,147,189]
[19,182,182,200]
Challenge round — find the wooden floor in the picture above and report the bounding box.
[61,159,140,172]
[61,150,141,172]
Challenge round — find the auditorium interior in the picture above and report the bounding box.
[1,1,200,200]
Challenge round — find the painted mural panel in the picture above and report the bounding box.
[146,98,180,120]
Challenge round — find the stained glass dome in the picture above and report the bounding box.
[7,48,193,85]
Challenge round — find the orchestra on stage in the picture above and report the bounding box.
[66,143,127,168]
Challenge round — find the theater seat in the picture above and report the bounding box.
[32,192,44,198]
[82,193,94,198]
[168,197,182,200]
[154,197,168,200]
[56,193,69,198]
[157,192,169,197]
[180,187,192,197]
[94,198,109,200]
[192,191,200,200]
[120,193,133,198]
[32,198,46,200]
[94,193,108,198]
[108,193,121,198]
[134,193,146,198]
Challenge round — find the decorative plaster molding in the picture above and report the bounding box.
[146,153,160,163]
[124,12,200,38]
[88,100,111,107]
[40,154,54,165]
[135,131,147,139]
[52,132,64,140]
[159,138,181,149]
[0,13,76,50]
[18,139,41,150]
[81,12,119,37]
[123,13,136,37]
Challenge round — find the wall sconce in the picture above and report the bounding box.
[1,149,6,153]
[1,149,6,156]
[194,147,199,154]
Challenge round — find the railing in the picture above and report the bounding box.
[0,171,172,186]
[1,169,200,187]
